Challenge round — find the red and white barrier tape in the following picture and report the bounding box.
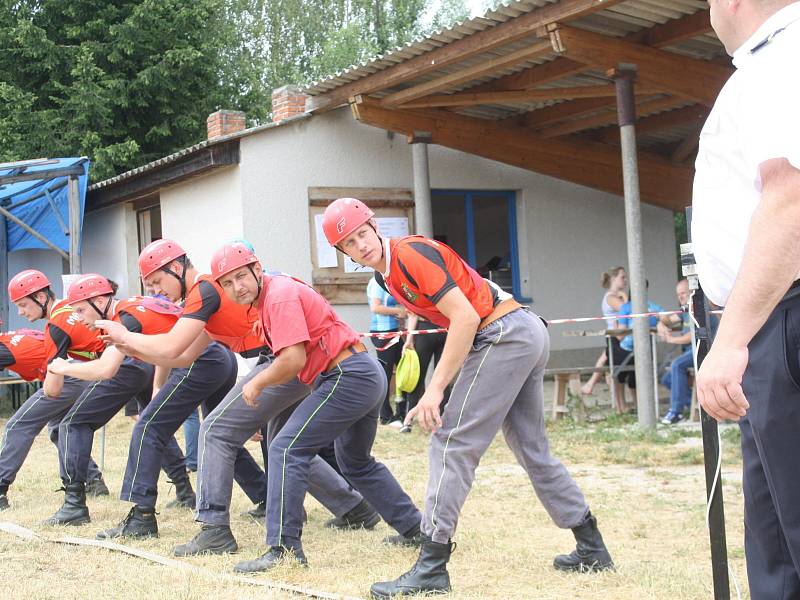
[361,309,699,350]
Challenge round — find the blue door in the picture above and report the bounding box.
[431,190,523,300]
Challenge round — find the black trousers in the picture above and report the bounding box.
[741,286,800,599]
[401,320,450,417]
[371,329,403,422]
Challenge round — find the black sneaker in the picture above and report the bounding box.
[173,524,238,556]
[86,476,110,498]
[383,523,427,547]
[233,545,307,573]
[0,492,9,512]
[96,506,158,540]
[242,500,266,521]
[324,500,381,530]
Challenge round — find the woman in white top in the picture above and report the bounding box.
[581,266,628,396]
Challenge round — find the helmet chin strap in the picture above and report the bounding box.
[29,292,50,320]
[87,296,111,320]
[247,265,262,306]
[161,257,188,301]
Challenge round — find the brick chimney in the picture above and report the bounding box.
[207,110,246,139]
[272,85,309,123]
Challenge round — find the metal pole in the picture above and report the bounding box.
[651,331,659,419]
[613,65,655,428]
[0,215,7,331]
[68,175,81,274]
[683,212,730,600]
[607,333,616,410]
[411,133,433,238]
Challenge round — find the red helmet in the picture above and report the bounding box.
[138,239,186,279]
[210,242,259,281]
[321,197,375,246]
[67,274,114,304]
[8,269,51,303]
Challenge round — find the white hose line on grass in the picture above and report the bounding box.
[0,521,360,600]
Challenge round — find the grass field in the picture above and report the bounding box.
[0,398,748,600]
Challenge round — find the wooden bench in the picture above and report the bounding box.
[545,367,608,420]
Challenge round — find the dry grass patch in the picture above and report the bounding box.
[0,411,748,599]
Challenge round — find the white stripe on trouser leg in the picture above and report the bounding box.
[430,323,505,540]
[126,364,193,502]
[278,366,342,543]
[61,381,101,483]
[196,390,244,509]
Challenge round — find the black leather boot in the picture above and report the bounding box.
[43,482,90,526]
[383,521,426,547]
[324,499,381,530]
[233,542,307,573]
[173,524,238,556]
[0,484,10,511]
[86,475,110,498]
[165,472,196,509]
[370,538,454,599]
[96,505,158,539]
[553,511,614,572]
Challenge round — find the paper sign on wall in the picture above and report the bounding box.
[314,214,338,268]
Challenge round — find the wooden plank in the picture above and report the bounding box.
[627,9,712,47]
[670,124,703,163]
[537,95,680,137]
[381,40,552,107]
[308,187,413,202]
[593,104,708,144]
[309,0,627,112]
[555,24,732,106]
[400,84,661,108]
[523,96,616,129]
[351,99,693,210]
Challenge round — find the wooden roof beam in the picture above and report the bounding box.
[350,97,693,210]
[552,24,732,106]
[380,40,552,107]
[307,0,627,112]
[399,83,661,109]
[592,104,709,144]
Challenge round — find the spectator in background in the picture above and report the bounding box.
[658,279,693,425]
[581,266,628,396]
[367,277,406,427]
[616,282,664,414]
[399,314,449,433]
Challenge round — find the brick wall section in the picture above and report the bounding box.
[272,85,309,123]
[207,110,246,139]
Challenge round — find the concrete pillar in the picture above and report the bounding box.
[68,175,81,274]
[613,66,656,429]
[411,133,433,237]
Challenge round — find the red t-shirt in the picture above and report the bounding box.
[0,329,47,381]
[380,236,498,328]
[43,300,105,370]
[113,296,182,335]
[181,274,268,357]
[257,274,360,385]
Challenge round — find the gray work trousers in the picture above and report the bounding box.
[196,359,364,526]
[422,308,590,544]
[0,376,102,487]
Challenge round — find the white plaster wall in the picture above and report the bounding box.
[82,204,137,298]
[159,166,244,273]
[238,108,678,351]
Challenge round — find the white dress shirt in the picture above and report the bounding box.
[692,2,800,307]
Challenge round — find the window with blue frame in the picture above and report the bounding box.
[431,190,526,301]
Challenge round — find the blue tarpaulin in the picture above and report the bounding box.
[0,157,89,253]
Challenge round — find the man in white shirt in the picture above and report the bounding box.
[693,2,800,597]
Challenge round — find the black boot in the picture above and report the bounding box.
[43,482,90,526]
[553,511,614,572]
[173,524,238,556]
[233,543,307,573]
[0,484,10,512]
[325,499,381,530]
[165,472,196,510]
[242,500,265,521]
[370,538,454,599]
[383,522,426,547]
[96,506,158,539]
[86,475,110,498]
